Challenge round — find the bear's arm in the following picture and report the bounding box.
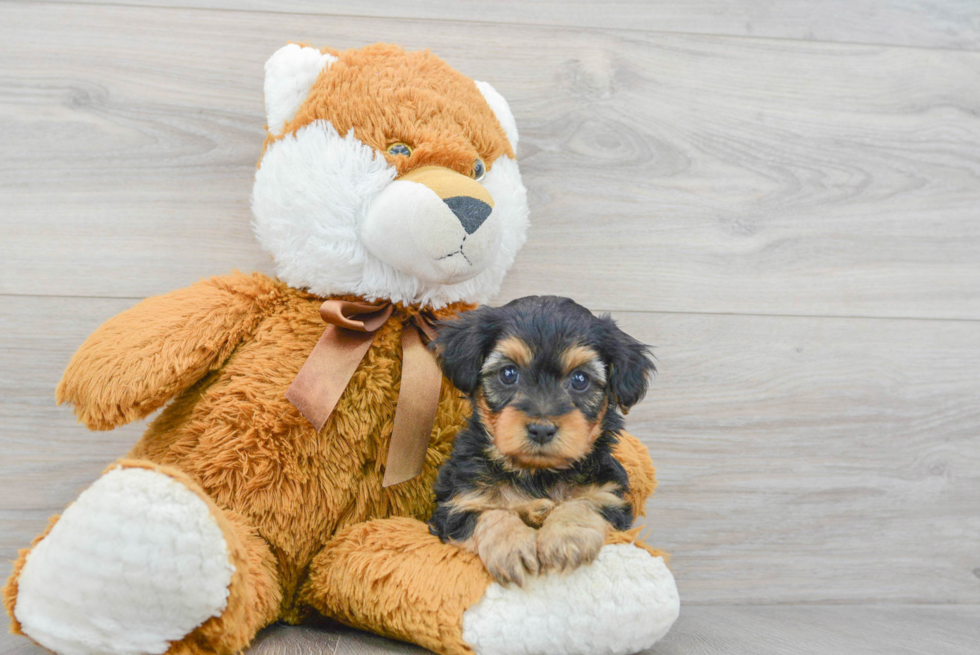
[611,430,658,518]
[56,272,284,431]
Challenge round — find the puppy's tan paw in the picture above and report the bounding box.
[518,498,556,528]
[536,521,605,573]
[476,510,540,587]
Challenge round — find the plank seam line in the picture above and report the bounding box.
[15,0,980,56]
[2,293,978,325]
[680,602,980,608]
[595,308,980,324]
[0,293,146,301]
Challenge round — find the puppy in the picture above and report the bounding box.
[429,295,655,586]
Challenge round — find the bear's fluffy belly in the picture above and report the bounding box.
[127,293,469,577]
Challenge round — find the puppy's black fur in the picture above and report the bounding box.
[428,295,655,548]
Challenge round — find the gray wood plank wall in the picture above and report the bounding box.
[2,0,979,646]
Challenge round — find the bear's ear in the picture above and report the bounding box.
[264,44,337,136]
[474,81,519,153]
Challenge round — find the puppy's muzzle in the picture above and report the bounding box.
[526,421,558,445]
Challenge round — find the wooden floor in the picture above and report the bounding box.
[3,606,980,655]
[2,1,979,653]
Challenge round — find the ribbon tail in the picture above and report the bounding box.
[383,325,443,487]
[286,326,377,431]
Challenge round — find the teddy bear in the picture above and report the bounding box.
[3,43,679,655]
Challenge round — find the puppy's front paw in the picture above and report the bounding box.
[476,511,540,587]
[518,498,556,527]
[536,520,605,573]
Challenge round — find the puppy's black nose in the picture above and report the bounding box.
[526,422,558,445]
[444,196,492,234]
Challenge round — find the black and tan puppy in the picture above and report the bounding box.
[429,295,655,586]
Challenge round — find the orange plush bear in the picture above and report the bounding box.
[4,43,678,655]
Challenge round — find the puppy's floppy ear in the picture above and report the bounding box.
[597,315,655,413]
[432,306,501,395]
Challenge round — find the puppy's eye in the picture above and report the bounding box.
[569,370,590,391]
[499,365,519,386]
[387,142,413,157]
[472,158,486,181]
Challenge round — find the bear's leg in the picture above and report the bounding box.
[299,517,679,655]
[4,460,282,655]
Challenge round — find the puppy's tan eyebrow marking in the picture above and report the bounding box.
[492,335,534,368]
[560,344,602,376]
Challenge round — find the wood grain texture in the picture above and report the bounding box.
[613,311,980,604]
[651,605,980,655]
[247,623,342,655]
[3,296,978,604]
[2,2,979,319]
[0,296,147,513]
[29,0,980,51]
[3,605,979,655]
[247,620,435,654]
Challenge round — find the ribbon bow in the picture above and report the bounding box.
[285,299,443,487]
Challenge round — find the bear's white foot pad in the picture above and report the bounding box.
[462,544,680,655]
[14,466,235,655]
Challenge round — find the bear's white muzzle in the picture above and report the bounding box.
[360,166,502,285]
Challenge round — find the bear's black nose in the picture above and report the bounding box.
[526,422,558,445]
[443,196,493,234]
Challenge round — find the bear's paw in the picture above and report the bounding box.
[13,467,235,655]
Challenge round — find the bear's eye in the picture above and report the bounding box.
[472,158,486,182]
[387,142,413,157]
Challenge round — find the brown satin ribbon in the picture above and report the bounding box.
[285,299,443,487]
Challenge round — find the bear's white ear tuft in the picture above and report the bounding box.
[475,81,519,152]
[264,44,337,136]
